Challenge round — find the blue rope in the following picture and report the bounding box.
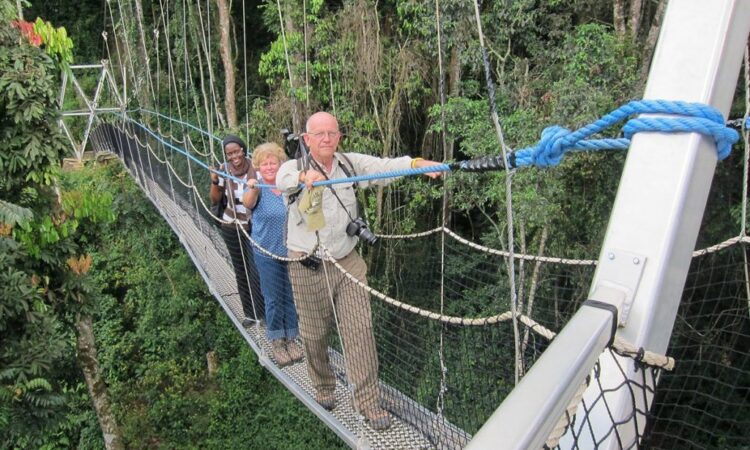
[303,164,451,189]
[120,115,450,190]
[512,100,739,168]
[130,108,223,143]
[120,116,275,189]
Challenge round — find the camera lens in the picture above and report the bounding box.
[346,218,377,245]
[358,227,378,245]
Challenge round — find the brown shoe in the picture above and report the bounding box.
[315,390,336,411]
[285,339,304,362]
[362,407,391,431]
[271,340,292,367]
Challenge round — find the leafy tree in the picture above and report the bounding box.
[0,5,121,447]
[0,6,69,445]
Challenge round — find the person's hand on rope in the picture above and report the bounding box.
[245,178,259,190]
[210,166,220,185]
[300,169,326,189]
[412,158,444,179]
[242,178,260,209]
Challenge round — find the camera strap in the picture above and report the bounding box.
[308,156,358,222]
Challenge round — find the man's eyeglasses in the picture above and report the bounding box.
[306,131,341,140]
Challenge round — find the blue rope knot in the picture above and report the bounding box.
[531,125,575,168]
[512,100,740,168]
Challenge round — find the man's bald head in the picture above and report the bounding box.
[305,111,338,132]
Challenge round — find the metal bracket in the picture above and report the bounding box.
[590,249,647,326]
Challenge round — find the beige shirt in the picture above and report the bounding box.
[276,152,412,259]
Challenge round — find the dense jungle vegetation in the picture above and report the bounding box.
[2,0,747,448]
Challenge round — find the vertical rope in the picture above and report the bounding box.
[145,25,161,200]
[303,0,310,110]
[471,0,521,384]
[182,0,212,161]
[113,0,138,106]
[105,1,126,105]
[741,44,749,238]
[107,1,132,105]
[134,0,157,105]
[243,0,250,141]
[328,55,337,116]
[156,0,184,120]
[148,0,176,203]
[742,41,750,316]
[434,0,449,418]
[275,0,300,130]
[167,2,204,235]
[195,0,223,129]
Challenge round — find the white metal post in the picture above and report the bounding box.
[566,2,750,447]
[467,1,750,448]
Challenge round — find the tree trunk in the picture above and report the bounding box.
[216,0,238,129]
[75,314,124,450]
[207,351,219,377]
[613,0,627,37]
[628,0,644,39]
[446,45,461,164]
[638,0,667,90]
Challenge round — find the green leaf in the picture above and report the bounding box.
[0,199,33,227]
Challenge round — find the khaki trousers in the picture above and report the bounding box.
[288,249,380,412]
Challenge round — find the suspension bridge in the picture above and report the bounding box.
[60,1,750,448]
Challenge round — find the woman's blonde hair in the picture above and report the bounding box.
[252,142,287,168]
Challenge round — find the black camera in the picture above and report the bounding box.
[281,128,308,160]
[346,218,378,245]
[300,254,321,271]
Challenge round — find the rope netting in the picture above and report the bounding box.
[88,112,749,448]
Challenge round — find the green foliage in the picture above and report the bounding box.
[27,0,100,62]
[0,15,118,448]
[0,236,68,448]
[0,16,74,447]
[0,198,33,227]
[0,0,17,23]
[258,32,304,97]
[33,17,74,67]
[0,23,67,197]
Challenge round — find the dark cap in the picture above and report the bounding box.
[222,134,246,151]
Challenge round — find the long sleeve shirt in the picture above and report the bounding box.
[276,152,413,259]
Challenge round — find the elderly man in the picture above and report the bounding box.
[276,111,442,431]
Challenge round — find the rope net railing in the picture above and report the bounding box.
[87,111,750,448]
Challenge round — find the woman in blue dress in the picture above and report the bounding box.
[242,143,302,367]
